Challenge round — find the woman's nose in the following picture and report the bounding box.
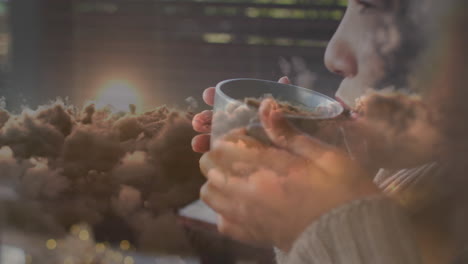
[324,33,358,78]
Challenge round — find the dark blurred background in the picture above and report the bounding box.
[0,0,344,111]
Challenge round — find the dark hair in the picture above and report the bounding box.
[427,0,468,251]
[407,0,468,257]
[374,0,430,91]
[374,0,468,256]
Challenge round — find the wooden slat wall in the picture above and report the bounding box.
[41,0,343,109]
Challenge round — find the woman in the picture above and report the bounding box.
[192,0,465,263]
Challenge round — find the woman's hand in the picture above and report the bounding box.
[199,99,380,251]
[191,77,291,153]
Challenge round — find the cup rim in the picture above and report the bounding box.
[215,78,344,119]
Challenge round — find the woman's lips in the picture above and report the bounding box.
[335,96,351,110]
[336,96,359,120]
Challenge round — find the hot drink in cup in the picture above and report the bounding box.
[212,79,345,147]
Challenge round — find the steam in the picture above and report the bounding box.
[278,56,317,89]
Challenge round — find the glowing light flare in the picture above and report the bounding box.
[120,240,131,251]
[95,80,142,113]
[46,239,57,250]
[78,230,90,241]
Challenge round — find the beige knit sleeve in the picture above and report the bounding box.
[275,196,422,264]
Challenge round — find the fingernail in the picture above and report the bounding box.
[191,136,198,150]
[193,117,201,124]
[279,76,290,84]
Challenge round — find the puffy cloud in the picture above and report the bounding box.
[35,101,75,136]
[149,112,202,184]
[111,185,143,217]
[0,146,24,187]
[111,151,159,191]
[0,108,9,129]
[112,115,143,141]
[62,125,124,174]
[129,211,194,254]
[0,100,204,253]
[352,92,440,169]
[20,158,70,199]
[0,108,67,159]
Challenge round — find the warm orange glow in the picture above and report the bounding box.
[95,80,142,113]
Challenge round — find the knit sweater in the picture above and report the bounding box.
[275,196,422,264]
[274,163,447,264]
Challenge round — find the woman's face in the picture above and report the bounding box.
[325,0,406,108]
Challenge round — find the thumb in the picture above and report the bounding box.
[259,98,330,160]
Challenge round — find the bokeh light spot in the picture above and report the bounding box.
[120,240,131,251]
[78,230,90,241]
[46,239,57,250]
